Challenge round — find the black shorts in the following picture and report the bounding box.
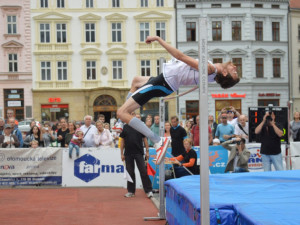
[131,74,174,106]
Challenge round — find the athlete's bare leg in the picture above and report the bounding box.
[129,76,150,93]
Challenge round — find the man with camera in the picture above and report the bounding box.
[221,137,250,173]
[255,111,284,171]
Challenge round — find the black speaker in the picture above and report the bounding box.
[248,106,288,143]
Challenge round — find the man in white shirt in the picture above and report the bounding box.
[226,106,240,127]
[80,115,98,147]
[234,115,249,143]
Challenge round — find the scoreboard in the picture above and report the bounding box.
[248,106,289,143]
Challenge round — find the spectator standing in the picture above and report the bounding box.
[190,115,213,146]
[212,138,221,146]
[0,124,20,148]
[98,114,105,123]
[24,125,43,147]
[215,113,235,143]
[8,118,23,147]
[208,115,218,138]
[41,123,56,147]
[80,115,98,147]
[145,118,152,129]
[255,112,284,171]
[290,111,300,142]
[222,138,250,173]
[0,117,4,135]
[57,118,69,147]
[120,115,153,198]
[94,121,113,147]
[170,116,187,157]
[234,115,249,143]
[149,115,160,147]
[65,121,76,147]
[6,109,18,126]
[184,120,193,138]
[26,120,36,136]
[226,106,240,127]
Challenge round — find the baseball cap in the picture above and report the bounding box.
[4,124,12,129]
[213,138,220,144]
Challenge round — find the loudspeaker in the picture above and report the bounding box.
[248,106,288,143]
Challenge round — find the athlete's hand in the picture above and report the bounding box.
[145,36,158,44]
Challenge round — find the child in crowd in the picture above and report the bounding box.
[68,129,85,158]
[31,140,39,149]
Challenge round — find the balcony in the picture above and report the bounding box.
[34,43,72,54]
[36,81,72,89]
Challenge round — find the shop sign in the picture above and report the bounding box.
[48,98,61,103]
[8,94,20,99]
[211,93,246,98]
[7,101,21,107]
[50,108,61,112]
[258,93,280,97]
[41,104,68,109]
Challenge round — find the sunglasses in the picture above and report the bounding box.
[221,117,227,119]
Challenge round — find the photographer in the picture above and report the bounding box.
[255,111,284,171]
[222,137,250,173]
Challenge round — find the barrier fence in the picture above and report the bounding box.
[0,143,299,187]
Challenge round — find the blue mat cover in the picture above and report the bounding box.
[165,170,300,225]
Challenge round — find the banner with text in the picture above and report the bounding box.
[0,148,62,186]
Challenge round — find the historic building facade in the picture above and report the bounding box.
[31,0,176,122]
[0,0,32,121]
[176,0,289,121]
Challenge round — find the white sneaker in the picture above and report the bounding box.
[146,191,154,198]
[112,120,124,132]
[155,137,170,165]
[124,192,135,198]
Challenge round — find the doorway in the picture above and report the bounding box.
[93,95,117,123]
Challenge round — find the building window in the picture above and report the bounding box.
[113,60,122,80]
[57,61,67,80]
[141,60,151,76]
[141,0,148,7]
[40,23,50,43]
[85,23,95,42]
[157,0,164,7]
[232,58,242,78]
[212,21,222,41]
[86,61,96,80]
[8,54,18,72]
[232,21,241,41]
[86,0,94,8]
[56,24,67,43]
[112,0,120,7]
[211,4,221,8]
[140,22,149,42]
[272,22,280,41]
[156,22,166,40]
[272,4,280,9]
[258,99,279,106]
[213,58,223,64]
[256,58,264,78]
[112,23,122,42]
[57,0,65,8]
[255,21,263,41]
[157,59,166,75]
[186,22,196,41]
[186,4,196,8]
[231,3,241,7]
[255,4,263,8]
[7,16,17,34]
[41,62,51,81]
[273,58,281,78]
[41,0,48,8]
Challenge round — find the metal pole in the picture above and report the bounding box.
[144,58,166,221]
[198,17,210,225]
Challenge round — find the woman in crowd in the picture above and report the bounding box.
[65,121,77,147]
[290,111,300,142]
[184,120,193,138]
[24,125,43,147]
[168,138,198,178]
[57,117,69,147]
[94,121,113,147]
[164,121,172,147]
[41,122,56,147]
[26,120,36,136]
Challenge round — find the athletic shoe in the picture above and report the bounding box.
[146,191,154,198]
[154,137,170,165]
[112,120,124,132]
[124,192,135,198]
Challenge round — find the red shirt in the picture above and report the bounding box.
[191,124,212,146]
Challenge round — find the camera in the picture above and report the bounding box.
[236,141,241,145]
[266,107,273,122]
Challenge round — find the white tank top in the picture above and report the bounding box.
[163,58,217,92]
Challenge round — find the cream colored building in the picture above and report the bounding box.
[289,0,300,115]
[31,0,176,122]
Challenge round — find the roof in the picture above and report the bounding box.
[290,0,300,9]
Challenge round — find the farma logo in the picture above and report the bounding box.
[74,154,123,183]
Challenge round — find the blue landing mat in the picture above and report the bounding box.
[165,170,300,225]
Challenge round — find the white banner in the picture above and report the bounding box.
[62,147,142,188]
[0,148,62,186]
[246,143,286,172]
[290,142,300,170]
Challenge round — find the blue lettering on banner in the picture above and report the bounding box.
[74,154,124,183]
[0,176,61,186]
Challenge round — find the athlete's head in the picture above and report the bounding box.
[215,62,240,89]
